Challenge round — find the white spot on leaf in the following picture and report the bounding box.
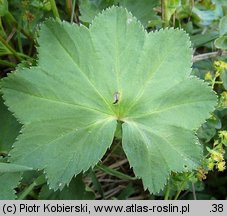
[127,17,133,24]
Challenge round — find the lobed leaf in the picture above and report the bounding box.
[1,7,216,193]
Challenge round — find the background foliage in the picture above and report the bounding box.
[0,0,227,200]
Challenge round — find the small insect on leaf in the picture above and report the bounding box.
[113,92,120,104]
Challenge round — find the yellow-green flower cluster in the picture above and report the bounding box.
[214,60,227,71]
[219,91,227,107]
[197,167,208,181]
[204,60,227,89]
[206,141,226,172]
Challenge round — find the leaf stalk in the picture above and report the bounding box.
[49,0,60,18]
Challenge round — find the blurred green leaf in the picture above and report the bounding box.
[214,16,227,49]
[166,172,196,198]
[0,41,12,57]
[118,0,160,26]
[0,172,21,199]
[0,0,8,16]
[39,174,95,200]
[0,96,21,154]
[191,31,219,48]
[192,0,223,26]
[79,0,160,27]
[31,0,51,11]
[197,116,222,142]
[214,35,227,49]
[165,0,181,23]
[0,158,22,200]
[220,69,227,89]
[117,183,135,199]
[219,16,227,36]
[79,0,115,23]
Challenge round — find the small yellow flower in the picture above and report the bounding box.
[217,161,226,172]
[211,151,224,162]
[196,167,208,181]
[204,71,213,81]
[214,60,227,71]
[219,130,227,140]
[213,140,219,146]
[222,91,227,98]
[207,161,215,170]
[219,92,227,107]
[220,61,227,69]
[214,61,221,68]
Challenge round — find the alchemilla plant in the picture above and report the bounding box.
[1,7,217,195]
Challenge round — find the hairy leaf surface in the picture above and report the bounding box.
[1,7,216,193]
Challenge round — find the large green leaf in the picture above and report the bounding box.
[1,7,216,193]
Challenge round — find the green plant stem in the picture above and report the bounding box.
[164,183,170,200]
[17,20,23,53]
[0,18,7,38]
[0,60,16,67]
[17,52,32,60]
[0,35,22,61]
[18,181,37,200]
[174,189,182,200]
[49,0,60,18]
[161,0,168,28]
[174,179,188,200]
[211,72,221,89]
[17,30,23,53]
[28,41,34,57]
[191,182,197,200]
[66,0,72,17]
[96,163,136,181]
[71,0,76,23]
[205,144,222,158]
[17,175,46,200]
